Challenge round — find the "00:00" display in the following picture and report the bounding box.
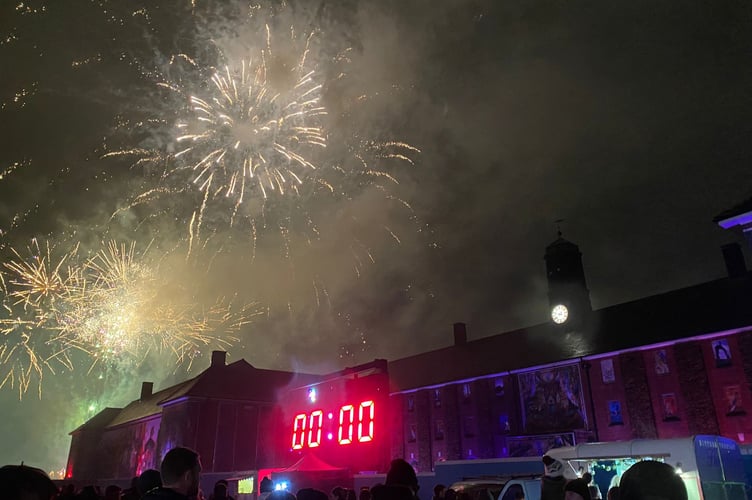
[292,400,375,449]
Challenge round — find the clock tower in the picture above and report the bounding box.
[544,231,592,327]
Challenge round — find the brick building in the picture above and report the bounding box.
[66,351,322,483]
[387,217,752,472]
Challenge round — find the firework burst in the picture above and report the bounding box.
[171,26,327,202]
[0,238,259,397]
[0,240,79,398]
[105,8,420,266]
[58,240,257,369]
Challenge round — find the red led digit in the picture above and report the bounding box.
[338,404,354,445]
[308,410,323,448]
[358,400,375,442]
[292,413,307,450]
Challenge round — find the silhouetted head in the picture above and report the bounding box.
[0,464,58,500]
[385,458,419,494]
[564,478,591,500]
[619,461,687,500]
[138,468,162,494]
[297,487,329,500]
[160,447,201,497]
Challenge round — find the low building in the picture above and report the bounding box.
[66,351,323,483]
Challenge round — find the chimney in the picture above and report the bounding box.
[722,243,747,278]
[211,350,227,367]
[140,382,153,401]
[453,322,467,346]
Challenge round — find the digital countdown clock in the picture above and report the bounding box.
[291,398,375,449]
[281,359,390,473]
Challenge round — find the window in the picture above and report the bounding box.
[494,378,505,396]
[434,389,442,407]
[608,400,624,426]
[434,419,445,440]
[463,383,472,401]
[661,393,680,421]
[498,415,510,434]
[407,424,417,443]
[463,416,476,437]
[501,484,524,500]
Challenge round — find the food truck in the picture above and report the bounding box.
[544,435,748,500]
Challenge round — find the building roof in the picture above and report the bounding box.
[99,357,323,429]
[714,196,752,224]
[160,358,322,403]
[106,378,198,428]
[388,272,752,392]
[70,407,122,435]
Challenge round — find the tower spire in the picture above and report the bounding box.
[555,218,564,239]
[544,228,591,327]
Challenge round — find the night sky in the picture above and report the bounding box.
[1,0,752,473]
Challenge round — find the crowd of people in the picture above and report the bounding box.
[0,447,689,500]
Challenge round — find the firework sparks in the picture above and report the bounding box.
[0,240,79,398]
[0,239,259,397]
[107,14,420,262]
[59,241,256,367]
[173,32,327,201]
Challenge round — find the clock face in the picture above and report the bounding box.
[551,304,569,324]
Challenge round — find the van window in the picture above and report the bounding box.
[500,484,523,500]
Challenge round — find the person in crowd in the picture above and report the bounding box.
[138,469,162,497]
[210,481,230,500]
[606,486,619,500]
[564,478,591,500]
[358,487,371,500]
[582,473,602,500]
[122,477,140,500]
[370,484,413,500]
[372,458,420,500]
[298,488,328,500]
[344,489,356,500]
[331,487,346,500]
[104,484,122,500]
[142,447,202,500]
[269,490,295,500]
[618,461,686,500]
[386,458,419,495]
[57,483,76,500]
[0,464,58,500]
[444,488,457,500]
[259,477,274,500]
[75,485,100,500]
[541,455,568,500]
[433,484,446,500]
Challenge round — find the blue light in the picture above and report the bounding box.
[308,388,317,403]
[275,481,289,491]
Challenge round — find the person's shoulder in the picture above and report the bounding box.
[142,487,189,500]
[371,484,415,500]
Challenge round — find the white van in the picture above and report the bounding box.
[449,476,541,500]
[544,435,748,500]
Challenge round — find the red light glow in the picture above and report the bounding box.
[308,410,323,448]
[292,413,306,450]
[358,400,374,442]
[291,401,376,449]
[338,405,354,445]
